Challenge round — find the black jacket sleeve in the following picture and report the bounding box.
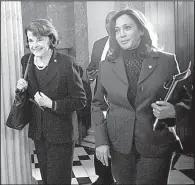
[54,59,87,115]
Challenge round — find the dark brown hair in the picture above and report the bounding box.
[107,9,158,61]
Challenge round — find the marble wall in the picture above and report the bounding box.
[114,1,145,13]
[74,2,89,70]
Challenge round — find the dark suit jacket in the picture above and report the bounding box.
[21,50,87,143]
[92,48,192,157]
[87,36,109,95]
[77,80,92,119]
[87,36,109,72]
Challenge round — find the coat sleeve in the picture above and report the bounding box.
[91,63,110,147]
[165,55,193,127]
[87,41,100,72]
[54,58,87,115]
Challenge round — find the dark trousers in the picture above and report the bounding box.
[111,146,173,185]
[94,152,113,180]
[34,135,75,184]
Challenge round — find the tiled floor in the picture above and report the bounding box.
[31,142,194,184]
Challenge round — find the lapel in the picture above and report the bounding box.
[38,49,58,89]
[111,49,159,86]
[98,36,109,61]
[100,36,109,53]
[138,49,159,85]
[27,49,59,95]
[110,48,159,109]
[112,53,129,86]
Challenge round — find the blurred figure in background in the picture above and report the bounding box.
[86,11,117,185]
[77,66,92,138]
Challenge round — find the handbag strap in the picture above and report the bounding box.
[23,53,32,80]
[15,53,32,93]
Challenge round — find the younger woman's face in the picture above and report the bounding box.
[27,31,50,57]
[115,14,143,50]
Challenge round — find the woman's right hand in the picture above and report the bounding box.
[16,78,28,92]
[96,145,111,166]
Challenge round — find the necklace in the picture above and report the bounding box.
[34,50,52,70]
[34,61,48,70]
[36,65,47,70]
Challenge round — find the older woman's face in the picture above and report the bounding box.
[27,31,50,57]
[115,14,143,50]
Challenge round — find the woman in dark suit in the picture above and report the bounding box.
[16,19,86,184]
[92,9,192,184]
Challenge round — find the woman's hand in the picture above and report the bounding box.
[16,78,28,92]
[151,101,176,119]
[34,92,52,109]
[96,145,111,166]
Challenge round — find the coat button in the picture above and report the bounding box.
[141,85,144,91]
[148,65,152,68]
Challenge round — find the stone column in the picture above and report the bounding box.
[74,1,89,81]
[1,1,35,184]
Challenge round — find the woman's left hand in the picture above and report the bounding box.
[34,92,52,109]
[151,101,176,119]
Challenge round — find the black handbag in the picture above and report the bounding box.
[6,54,32,130]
